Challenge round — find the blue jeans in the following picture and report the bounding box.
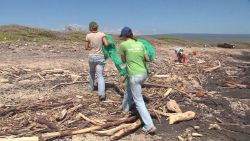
[88,55,105,98]
[122,74,155,131]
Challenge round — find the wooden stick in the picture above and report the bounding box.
[52,81,87,89]
[58,104,84,124]
[0,101,73,117]
[163,88,173,98]
[151,109,177,117]
[143,83,191,97]
[41,116,137,138]
[35,116,59,130]
[110,119,142,140]
[204,61,221,73]
[0,136,39,141]
[0,116,137,140]
[93,123,131,136]
[40,69,67,76]
[78,113,105,126]
[153,74,170,78]
[224,81,248,89]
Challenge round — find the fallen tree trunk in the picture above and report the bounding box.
[168,111,195,124]
[110,119,142,141]
[78,113,105,126]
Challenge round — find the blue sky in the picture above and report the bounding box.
[0,0,250,34]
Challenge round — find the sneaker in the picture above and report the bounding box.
[99,96,106,101]
[144,126,157,135]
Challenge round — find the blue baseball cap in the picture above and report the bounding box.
[120,27,133,37]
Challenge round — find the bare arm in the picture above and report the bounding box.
[102,36,109,47]
[144,54,150,62]
[85,41,90,50]
[121,55,126,63]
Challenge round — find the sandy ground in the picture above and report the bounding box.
[0,40,250,141]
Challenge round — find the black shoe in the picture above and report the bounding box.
[99,96,106,101]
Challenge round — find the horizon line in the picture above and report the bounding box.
[1,24,250,35]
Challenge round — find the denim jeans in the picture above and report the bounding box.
[88,55,105,98]
[122,74,154,131]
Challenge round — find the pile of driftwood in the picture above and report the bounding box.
[0,94,196,141]
[0,69,199,141]
[2,50,247,141]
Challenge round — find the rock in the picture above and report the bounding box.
[196,89,205,97]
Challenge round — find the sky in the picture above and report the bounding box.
[0,0,250,35]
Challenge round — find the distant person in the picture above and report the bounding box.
[85,21,108,101]
[175,47,186,63]
[119,27,156,134]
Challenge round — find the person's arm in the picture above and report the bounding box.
[85,41,90,50]
[120,43,126,63]
[144,54,150,62]
[102,36,109,47]
[85,35,90,50]
[121,55,126,63]
[143,45,150,62]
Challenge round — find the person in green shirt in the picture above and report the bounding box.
[119,27,156,134]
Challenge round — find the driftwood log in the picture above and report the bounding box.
[93,123,131,136]
[169,111,195,124]
[166,100,182,113]
[0,116,137,141]
[204,61,221,73]
[110,119,142,140]
[78,113,105,126]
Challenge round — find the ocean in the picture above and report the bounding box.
[154,34,250,43]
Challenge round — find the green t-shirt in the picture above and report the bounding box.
[120,39,147,76]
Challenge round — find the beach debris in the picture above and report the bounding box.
[208,123,222,130]
[164,88,173,98]
[168,111,195,124]
[196,89,205,97]
[166,99,182,113]
[204,61,221,73]
[192,133,203,137]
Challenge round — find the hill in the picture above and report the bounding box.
[0,25,86,42]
